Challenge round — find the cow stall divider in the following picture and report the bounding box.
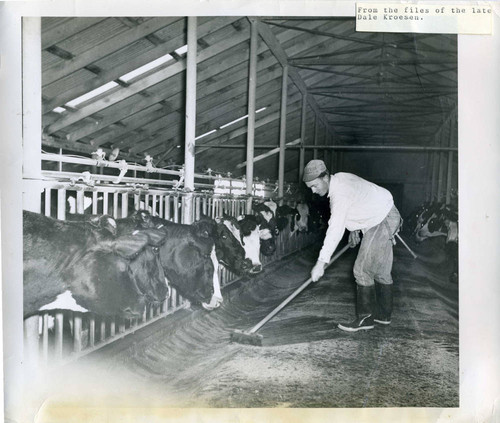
[23,177,315,368]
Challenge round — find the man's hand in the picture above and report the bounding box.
[311,260,327,282]
[348,230,361,248]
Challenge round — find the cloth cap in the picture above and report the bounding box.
[302,160,327,182]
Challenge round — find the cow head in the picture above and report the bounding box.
[414,203,458,243]
[67,234,156,318]
[128,229,170,306]
[295,203,310,232]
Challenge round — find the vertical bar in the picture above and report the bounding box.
[174,196,179,223]
[446,117,455,204]
[73,314,82,353]
[195,196,201,220]
[54,312,64,361]
[278,65,288,203]
[44,188,51,217]
[76,190,84,214]
[103,192,109,215]
[89,316,95,348]
[134,193,141,211]
[165,195,171,220]
[143,194,150,211]
[159,194,164,218]
[313,116,319,160]
[119,320,125,333]
[299,92,307,181]
[92,191,98,214]
[183,16,197,225]
[42,313,49,364]
[57,189,66,220]
[22,17,42,180]
[100,320,106,342]
[202,196,207,215]
[152,194,158,217]
[110,320,116,336]
[246,20,258,214]
[112,192,119,218]
[121,192,128,218]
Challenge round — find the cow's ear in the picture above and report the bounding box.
[215,217,222,224]
[99,215,117,236]
[113,233,148,258]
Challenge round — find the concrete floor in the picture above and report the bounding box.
[25,235,458,414]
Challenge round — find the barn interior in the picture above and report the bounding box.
[22,15,458,412]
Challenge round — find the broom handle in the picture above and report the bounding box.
[248,244,351,334]
[395,233,418,259]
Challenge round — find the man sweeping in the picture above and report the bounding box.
[303,160,402,332]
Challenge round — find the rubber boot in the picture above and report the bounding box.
[374,283,393,325]
[338,285,375,332]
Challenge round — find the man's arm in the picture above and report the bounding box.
[311,197,349,282]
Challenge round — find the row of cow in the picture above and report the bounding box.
[406,201,458,282]
[23,198,323,322]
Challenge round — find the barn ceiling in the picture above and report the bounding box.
[41,16,457,183]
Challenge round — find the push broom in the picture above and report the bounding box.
[230,243,351,346]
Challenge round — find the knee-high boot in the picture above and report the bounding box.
[374,283,393,325]
[338,285,375,332]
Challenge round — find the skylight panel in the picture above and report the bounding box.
[65,81,119,108]
[219,107,267,129]
[119,53,174,83]
[175,45,188,56]
[195,129,217,140]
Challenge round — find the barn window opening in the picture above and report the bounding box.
[214,179,268,197]
[52,106,66,114]
[65,81,119,108]
[219,107,267,129]
[119,53,174,83]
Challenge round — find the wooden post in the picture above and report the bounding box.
[299,92,307,182]
[313,116,319,159]
[278,65,288,203]
[437,129,446,202]
[183,16,197,224]
[54,312,64,361]
[22,17,42,181]
[246,20,258,213]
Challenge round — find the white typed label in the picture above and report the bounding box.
[356,3,492,34]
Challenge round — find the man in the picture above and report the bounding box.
[303,160,402,332]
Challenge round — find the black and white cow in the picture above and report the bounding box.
[23,211,167,319]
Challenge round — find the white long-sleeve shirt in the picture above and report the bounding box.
[318,173,394,263]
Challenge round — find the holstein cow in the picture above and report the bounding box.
[221,214,276,274]
[148,216,223,310]
[276,205,300,234]
[295,202,310,233]
[23,211,165,319]
[253,200,279,236]
[414,203,458,283]
[66,210,171,305]
[148,214,253,310]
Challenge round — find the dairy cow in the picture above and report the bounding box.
[23,211,165,319]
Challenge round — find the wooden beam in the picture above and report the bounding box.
[289,57,457,66]
[43,17,180,86]
[246,20,258,208]
[43,17,242,113]
[45,24,251,135]
[250,17,335,139]
[56,19,338,144]
[183,17,197,224]
[42,17,106,49]
[278,65,288,201]
[237,138,300,169]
